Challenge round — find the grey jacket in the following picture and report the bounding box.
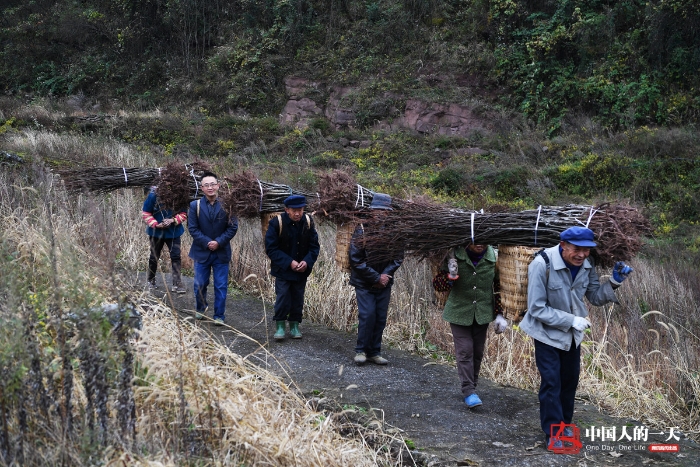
[519,245,618,351]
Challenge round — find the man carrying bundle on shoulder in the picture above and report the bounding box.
[349,193,404,365]
[265,195,320,340]
[142,186,188,293]
[519,226,633,452]
[188,171,239,325]
[435,243,508,409]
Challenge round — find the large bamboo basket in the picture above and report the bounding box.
[260,212,282,240]
[496,245,540,322]
[334,222,356,273]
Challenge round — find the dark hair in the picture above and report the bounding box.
[201,171,218,181]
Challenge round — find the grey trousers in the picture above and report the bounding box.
[450,321,489,396]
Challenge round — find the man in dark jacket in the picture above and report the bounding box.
[265,195,320,340]
[349,193,404,365]
[188,172,238,325]
[142,187,187,293]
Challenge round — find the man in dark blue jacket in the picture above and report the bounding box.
[187,172,238,325]
[349,193,404,365]
[142,187,188,293]
[265,195,320,340]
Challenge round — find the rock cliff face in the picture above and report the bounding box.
[396,99,488,136]
[280,77,489,137]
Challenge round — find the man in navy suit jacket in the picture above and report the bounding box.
[188,172,238,324]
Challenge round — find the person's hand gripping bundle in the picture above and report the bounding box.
[610,261,633,287]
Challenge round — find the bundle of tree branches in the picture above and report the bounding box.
[155,160,212,211]
[220,170,319,218]
[360,202,650,267]
[57,167,160,193]
[316,170,378,222]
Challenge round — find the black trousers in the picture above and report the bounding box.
[273,277,307,323]
[534,338,581,438]
[355,286,392,357]
[147,236,182,286]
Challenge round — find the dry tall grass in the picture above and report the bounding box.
[4,125,700,455]
[0,166,405,466]
[133,300,393,467]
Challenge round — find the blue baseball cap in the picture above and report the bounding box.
[560,226,597,247]
[284,195,307,208]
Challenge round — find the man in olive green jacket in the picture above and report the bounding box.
[441,244,507,408]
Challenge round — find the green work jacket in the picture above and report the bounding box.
[442,245,497,326]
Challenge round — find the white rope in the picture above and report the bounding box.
[471,212,475,244]
[187,165,199,198]
[534,205,542,245]
[585,207,598,228]
[257,179,264,211]
[122,167,128,186]
[355,184,361,208]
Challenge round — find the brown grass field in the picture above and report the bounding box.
[1,127,699,464]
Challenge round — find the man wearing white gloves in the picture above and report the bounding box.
[438,243,507,409]
[519,226,633,451]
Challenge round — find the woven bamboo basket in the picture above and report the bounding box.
[496,245,540,322]
[429,258,450,309]
[335,222,356,273]
[260,212,282,240]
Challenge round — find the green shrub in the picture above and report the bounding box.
[494,166,532,199]
[430,168,466,195]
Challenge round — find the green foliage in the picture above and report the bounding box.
[488,0,700,129]
[430,168,465,195]
[494,166,532,199]
[308,117,331,134]
[549,151,635,197]
[311,150,345,169]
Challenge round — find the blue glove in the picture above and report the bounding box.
[611,261,633,286]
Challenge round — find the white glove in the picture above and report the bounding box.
[493,314,508,334]
[572,316,590,332]
[447,257,459,280]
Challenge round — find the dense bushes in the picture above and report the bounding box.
[489,0,700,130]
[3,0,698,130]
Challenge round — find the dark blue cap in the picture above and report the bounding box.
[560,226,597,247]
[284,195,307,208]
[370,193,393,210]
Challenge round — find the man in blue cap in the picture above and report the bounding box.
[349,193,405,365]
[519,226,633,451]
[265,194,320,340]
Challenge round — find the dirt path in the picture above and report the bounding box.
[138,273,699,466]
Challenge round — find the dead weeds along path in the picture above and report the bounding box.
[143,273,699,467]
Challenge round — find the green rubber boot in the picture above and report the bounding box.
[289,321,302,339]
[274,321,286,340]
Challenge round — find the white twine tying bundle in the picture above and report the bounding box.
[257,179,264,211]
[534,205,542,245]
[470,212,475,244]
[585,207,598,228]
[355,184,364,208]
[122,167,128,186]
[187,164,199,198]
